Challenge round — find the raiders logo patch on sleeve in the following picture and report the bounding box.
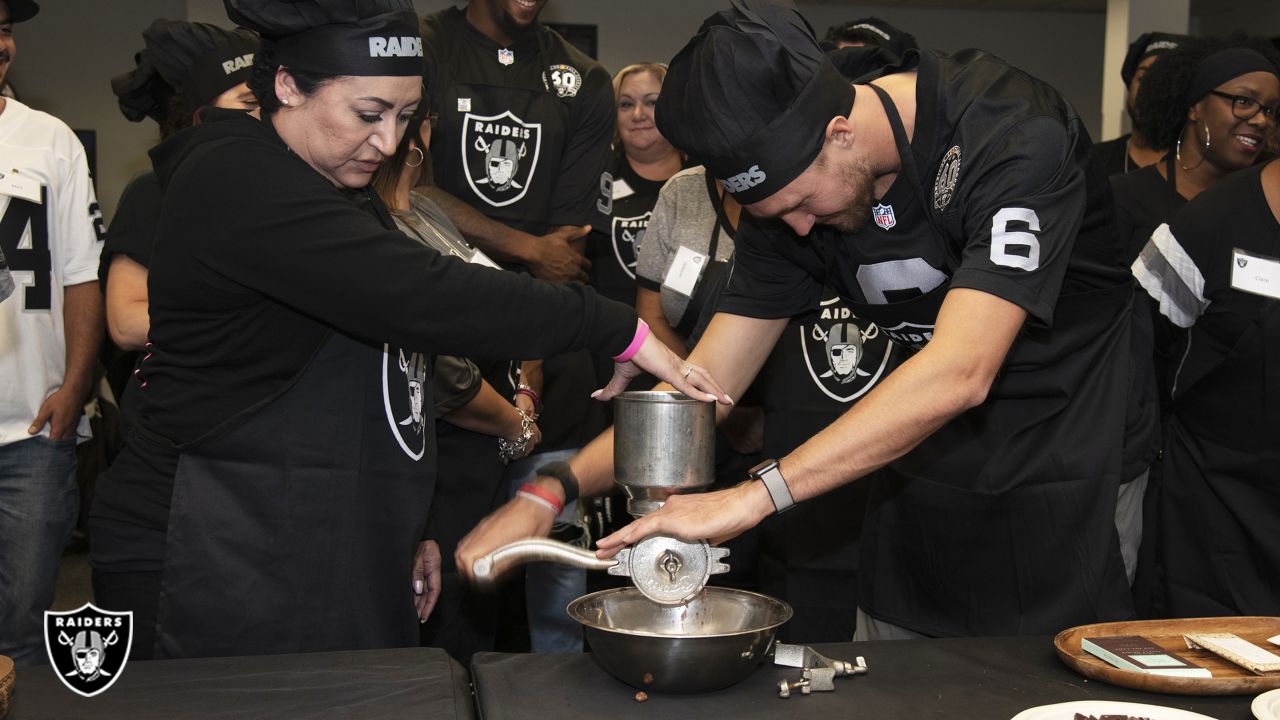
[548,64,582,98]
[933,145,962,211]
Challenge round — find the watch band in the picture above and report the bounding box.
[749,458,795,514]
[535,460,580,506]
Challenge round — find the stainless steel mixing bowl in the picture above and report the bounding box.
[567,586,793,694]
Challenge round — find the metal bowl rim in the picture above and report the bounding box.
[567,586,794,639]
[613,390,704,404]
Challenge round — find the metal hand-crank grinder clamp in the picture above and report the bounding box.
[609,535,730,605]
[774,643,868,698]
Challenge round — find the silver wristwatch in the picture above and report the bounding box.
[749,458,795,514]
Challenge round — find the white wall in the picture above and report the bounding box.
[12,0,1121,220]
[8,0,188,219]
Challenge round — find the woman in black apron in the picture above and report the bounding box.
[1133,157,1280,616]
[1114,41,1280,612]
[89,0,727,661]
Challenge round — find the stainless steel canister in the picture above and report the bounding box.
[613,391,715,517]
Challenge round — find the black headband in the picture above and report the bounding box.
[1185,47,1279,107]
[707,60,854,204]
[274,10,422,77]
[1121,32,1184,86]
[185,43,257,110]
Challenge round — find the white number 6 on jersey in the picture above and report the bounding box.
[989,207,1040,271]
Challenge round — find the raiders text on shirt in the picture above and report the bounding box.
[52,616,124,628]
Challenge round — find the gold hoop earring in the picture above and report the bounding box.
[406,147,425,168]
[1178,120,1209,171]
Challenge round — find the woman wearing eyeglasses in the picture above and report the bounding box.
[1104,37,1279,613]
[1107,37,1279,616]
[1131,153,1280,618]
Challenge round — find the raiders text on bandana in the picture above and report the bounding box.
[462,111,543,207]
[221,53,254,74]
[368,36,422,58]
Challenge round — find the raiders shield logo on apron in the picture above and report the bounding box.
[610,212,650,280]
[800,296,896,402]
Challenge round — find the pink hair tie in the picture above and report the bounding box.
[612,319,650,363]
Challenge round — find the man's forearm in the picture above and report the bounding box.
[779,288,1024,504]
[62,281,105,397]
[419,186,535,264]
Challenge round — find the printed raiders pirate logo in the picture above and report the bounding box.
[1238,257,1248,268]
[462,111,543,207]
[801,296,895,402]
[382,344,428,461]
[611,212,650,279]
[45,603,132,698]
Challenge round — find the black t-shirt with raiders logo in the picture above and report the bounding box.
[589,150,670,307]
[421,8,617,450]
[421,7,613,238]
[720,49,1137,636]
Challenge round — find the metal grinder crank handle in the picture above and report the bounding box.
[471,538,618,589]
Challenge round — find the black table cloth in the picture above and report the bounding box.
[471,636,1256,719]
[10,646,473,720]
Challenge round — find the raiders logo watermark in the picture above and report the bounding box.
[872,203,896,230]
[462,111,543,207]
[548,64,582,98]
[611,212,650,279]
[933,145,961,211]
[44,603,133,698]
[383,345,428,461]
[800,297,895,402]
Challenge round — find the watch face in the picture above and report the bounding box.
[750,458,779,477]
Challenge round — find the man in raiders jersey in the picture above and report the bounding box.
[419,0,616,655]
[0,0,106,664]
[457,0,1137,639]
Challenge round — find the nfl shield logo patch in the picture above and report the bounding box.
[872,203,896,230]
[463,111,543,208]
[45,603,133,697]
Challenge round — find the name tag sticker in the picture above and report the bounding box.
[662,246,707,297]
[1230,248,1280,300]
[0,171,42,204]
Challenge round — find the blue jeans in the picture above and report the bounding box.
[0,435,79,665]
[507,449,584,653]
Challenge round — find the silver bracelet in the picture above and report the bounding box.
[498,408,535,463]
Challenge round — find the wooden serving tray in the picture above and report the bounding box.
[1,655,13,720]
[1055,616,1280,696]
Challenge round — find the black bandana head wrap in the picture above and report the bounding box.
[657,0,854,205]
[1184,47,1279,107]
[1121,32,1186,86]
[225,0,421,77]
[111,20,259,123]
[823,17,918,60]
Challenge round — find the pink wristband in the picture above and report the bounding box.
[612,319,650,363]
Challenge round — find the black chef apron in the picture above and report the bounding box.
[854,86,1133,636]
[152,196,436,659]
[1161,300,1280,617]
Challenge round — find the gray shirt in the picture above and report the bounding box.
[634,166,736,326]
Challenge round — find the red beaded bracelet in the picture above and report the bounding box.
[514,385,542,417]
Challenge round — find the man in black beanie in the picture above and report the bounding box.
[1094,32,1187,175]
[454,0,1137,640]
